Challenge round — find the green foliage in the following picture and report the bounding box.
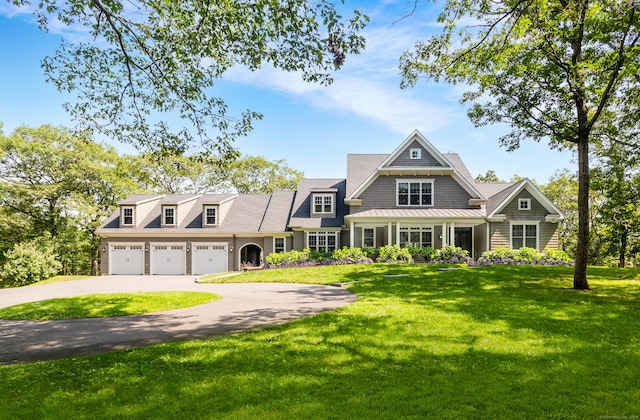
[475,170,504,183]
[478,247,573,266]
[2,236,62,287]
[28,0,368,155]
[265,249,311,266]
[223,156,304,193]
[377,245,413,263]
[540,169,579,258]
[406,246,438,260]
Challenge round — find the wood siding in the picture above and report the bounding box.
[388,140,444,167]
[357,175,474,211]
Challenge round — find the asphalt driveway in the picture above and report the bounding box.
[0,275,356,365]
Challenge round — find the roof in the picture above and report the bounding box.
[345,154,386,197]
[347,208,486,219]
[289,179,347,228]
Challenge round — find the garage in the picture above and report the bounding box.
[109,244,144,275]
[151,244,186,275]
[192,244,228,275]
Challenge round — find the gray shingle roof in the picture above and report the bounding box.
[346,154,386,197]
[259,190,296,232]
[289,179,347,228]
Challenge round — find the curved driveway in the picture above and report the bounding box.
[0,276,356,365]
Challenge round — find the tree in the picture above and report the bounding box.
[401,1,640,289]
[591,145,640,267]
[14,0,367,156]
[475,170,504,183]
[0,125,139,274]
[223,156,304,193]
[135,153,222,194]
[541,169,579,257]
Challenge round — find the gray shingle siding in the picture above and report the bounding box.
[388,140,445,167]
[356,175,474,211]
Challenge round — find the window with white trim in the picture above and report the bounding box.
[163,206,176,226]
[313,194,334,214]
[399,226,433,247]
[307,231,338,252]
[362,228,375,248]
[410,148,421,159]
[518,198,531,211]
[397,180,433,206]
[512,223,537,249]
[204,206,217,226]
[273,237,286,253]
[121,206,134,226]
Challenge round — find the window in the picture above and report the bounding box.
[397,180,433,206]
[121,207,134,226]
[163,206,176,226]
[363,228,375,248]
[399,227,433,247]
[512,223,537,249]
[313,194,334,214]
[274,237,286,253]
[307,231,338,252]
[410,148,421,159]
[204,206,217,226]
[518,198,531,211]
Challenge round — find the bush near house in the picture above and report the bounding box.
[477,247,574,266]
[265,247,373,268]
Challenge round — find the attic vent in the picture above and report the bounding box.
[410,148,421,159]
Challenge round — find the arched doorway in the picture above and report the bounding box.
[240,244,263,267]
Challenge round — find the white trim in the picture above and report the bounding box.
[396,179,434,207]
[509,221,540,250]
[312,193,334,214]
[362,227,376,248]
[489,179,565,219]
[203,205,218,226]
[121,206,135,227]
[410,148,422,159]
[273,236,287,253]
[305,231,339,253]
[162,205,177,226]
[518,198,531,211]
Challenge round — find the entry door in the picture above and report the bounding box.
[454,227,473,254]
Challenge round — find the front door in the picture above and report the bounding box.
[454,227,473,254]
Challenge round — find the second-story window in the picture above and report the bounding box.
[313,194,333,214]
[163,206,176,226]
[122,207,134,226]
[204,206,217,226]
[397,180,433,206]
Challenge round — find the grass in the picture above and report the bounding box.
[1,264,639,419]
[0,292,221,320]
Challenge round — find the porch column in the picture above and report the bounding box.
[450,221,455,247]
[396,221,401,246]
[387,222,393,246]
[350,222,355,248]
[442,222,447,247]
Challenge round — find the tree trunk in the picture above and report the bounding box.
[574,137,591,290]
[619,229,628,268]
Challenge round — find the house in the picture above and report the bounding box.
[97,130,563,275]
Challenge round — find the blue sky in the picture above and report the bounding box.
[0,1,574,182]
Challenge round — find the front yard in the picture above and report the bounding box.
[1,264,639,419]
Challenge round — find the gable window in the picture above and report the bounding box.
[518,198,531,211]
[397,180,433,206]
[313,194,334,214]
[410,148,422,159]
[273,237,286,253]
[163,206,176,226]
[512,223,538,249]
[362,228,375,248]
[399,226,432,247]
[121,207,134,226]
[204,206,217,226]
[307,231,338,253]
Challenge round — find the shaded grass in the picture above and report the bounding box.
[0,292,221,320]
[1,265,639,419]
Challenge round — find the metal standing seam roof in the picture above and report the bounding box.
[347,208,487,219]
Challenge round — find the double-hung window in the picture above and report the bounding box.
[163,206,176,226]
[511,223,538,249]
[204,206,217,226]
[307,231,338,253]
[399,226,433,247]
[274,237,286,253]
[362,228,375,248]
[397,180,433,206]
[313,194,334,214]
[121,207,134,226]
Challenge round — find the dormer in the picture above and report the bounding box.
[202,205,218,227]
[161,205,177,227]
[117,194,166,228]
[200,194,237,228]
[310,188,337,218]
[159,194,201,228]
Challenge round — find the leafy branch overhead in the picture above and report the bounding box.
[15,0,367,155]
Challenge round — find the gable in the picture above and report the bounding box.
[488,179,564,218]
[387,139,446,167]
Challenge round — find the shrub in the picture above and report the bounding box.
[377,245,413,263]
[407,246,438,261]
[2,237,62,287]
[430,246,472,264]
[266,247,373,268]
[477,247,574,266]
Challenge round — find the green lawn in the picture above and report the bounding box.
[1,264,639,419]
[0,292,221,320]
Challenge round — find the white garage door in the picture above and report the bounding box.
[151,244,186,275]
[110,244,144,275]
[192,244,228,275]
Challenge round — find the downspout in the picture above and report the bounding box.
[233,234,237,272]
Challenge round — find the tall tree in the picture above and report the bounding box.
[12,0,367,156]
[223,156,304,193]
[401,1,640,289]
[0,125,139,274]
[475,170,504,183]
